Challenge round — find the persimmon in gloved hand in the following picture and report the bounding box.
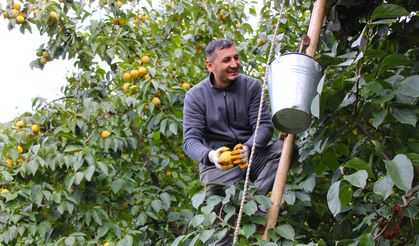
[208,146,235,170]
[230,143,249,169]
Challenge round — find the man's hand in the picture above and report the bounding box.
[231,144,249,169]
[208,146,234,170]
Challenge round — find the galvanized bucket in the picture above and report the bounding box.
[268,53,323,133]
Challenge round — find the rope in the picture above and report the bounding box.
[232,1,287,244]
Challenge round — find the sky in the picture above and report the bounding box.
[0,22,71,123]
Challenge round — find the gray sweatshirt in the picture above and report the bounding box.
[182,73,274,167]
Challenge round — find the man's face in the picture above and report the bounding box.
[205,46,240,89]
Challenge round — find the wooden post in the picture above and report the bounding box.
[262,133,295,240]
[262,0,327,241]
[305,0,327,57]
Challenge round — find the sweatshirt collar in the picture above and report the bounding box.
[208,73,237,91]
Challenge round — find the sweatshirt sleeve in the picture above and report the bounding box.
[182,90,212,165]
[244,81,274,150]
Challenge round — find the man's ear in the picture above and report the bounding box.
[205,59,214,72]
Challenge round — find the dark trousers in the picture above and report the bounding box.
[200,141,285,246]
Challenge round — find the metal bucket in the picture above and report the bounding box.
[268,53,323,133]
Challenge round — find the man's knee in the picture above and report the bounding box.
[273,140,299,165]
[205,184,226,215]
[205,184,225,198]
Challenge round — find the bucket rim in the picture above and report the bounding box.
[271,52,323,71]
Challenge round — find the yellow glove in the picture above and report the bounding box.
[230,144,249,169]
[208,146,234,170]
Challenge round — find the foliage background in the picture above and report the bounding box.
[0,0,418,245]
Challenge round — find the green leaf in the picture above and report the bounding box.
[243,200,258,215]
[200,204,213,214]
[202,212,216,226]
[137,213,147,226]
[373,92,395,104]
[359,233,375,246]
[65,236,75,246]
[311,94,320,118]
[343,170,368,188]
[371,4,409,21]
[373,175,394,199]
[112,179,124,194]
[84,153,95,166]
[362,81,384,97]
[174,48,183,58]
[84,165,95,181]
[191,215,204,227]
[276,224,295,240]
[3,192,18,202]
[344,158,373,178]
[339,182,353,207]
[98,162,109,176]
[406,153,419,167]
[371,109,387,129]
[160,118,167,134]
[385,75,405,85]
[390,107,417,126]
[118,234,133,246]
[152,131,161,142]
[247,216,264,228]
[92,210,102,225]
[284,191,296,205]
[191,190,205,209]
[106,47,115,59]
[334,143,349,156]
[171,235,185,246]
[64,145,83,153]
[323,151,340,170]
[215,228,228,242]
[241,224,256,238]
[64,174,75,192]
[351,26,367,48]
[1,170,13,182]
[73,159,83,171]
[9,225,17,240]
[66,201,75,214]
[27,159,39,176]
[57,203,65,215]
[8,146,19,160]
[397,75,419,97]
[97,225,109,238]
[189,234,199,246]
[37,221,52,239]
[151,199,162,212]
[74,172,84,185]
[327,181,341,217]
[206,195,222,207]
[380,54,411,69]
[169,123,178,135]
[168,212,180,222]
[199,229,214,243]
[384,154,413,193]
[254,195,272,209]
[296,191,311,202]
[160,192,172,208]
[31,144,40,155]
[302,175,316,193]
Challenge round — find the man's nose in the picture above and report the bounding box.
[230,59,239,68]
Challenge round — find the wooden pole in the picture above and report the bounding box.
[306,0,327,57]
[262,0,327,240]
[262,133,295,240]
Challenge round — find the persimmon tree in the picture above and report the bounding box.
[0,0,417,245]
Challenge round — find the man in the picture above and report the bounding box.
[182,38,283,244]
